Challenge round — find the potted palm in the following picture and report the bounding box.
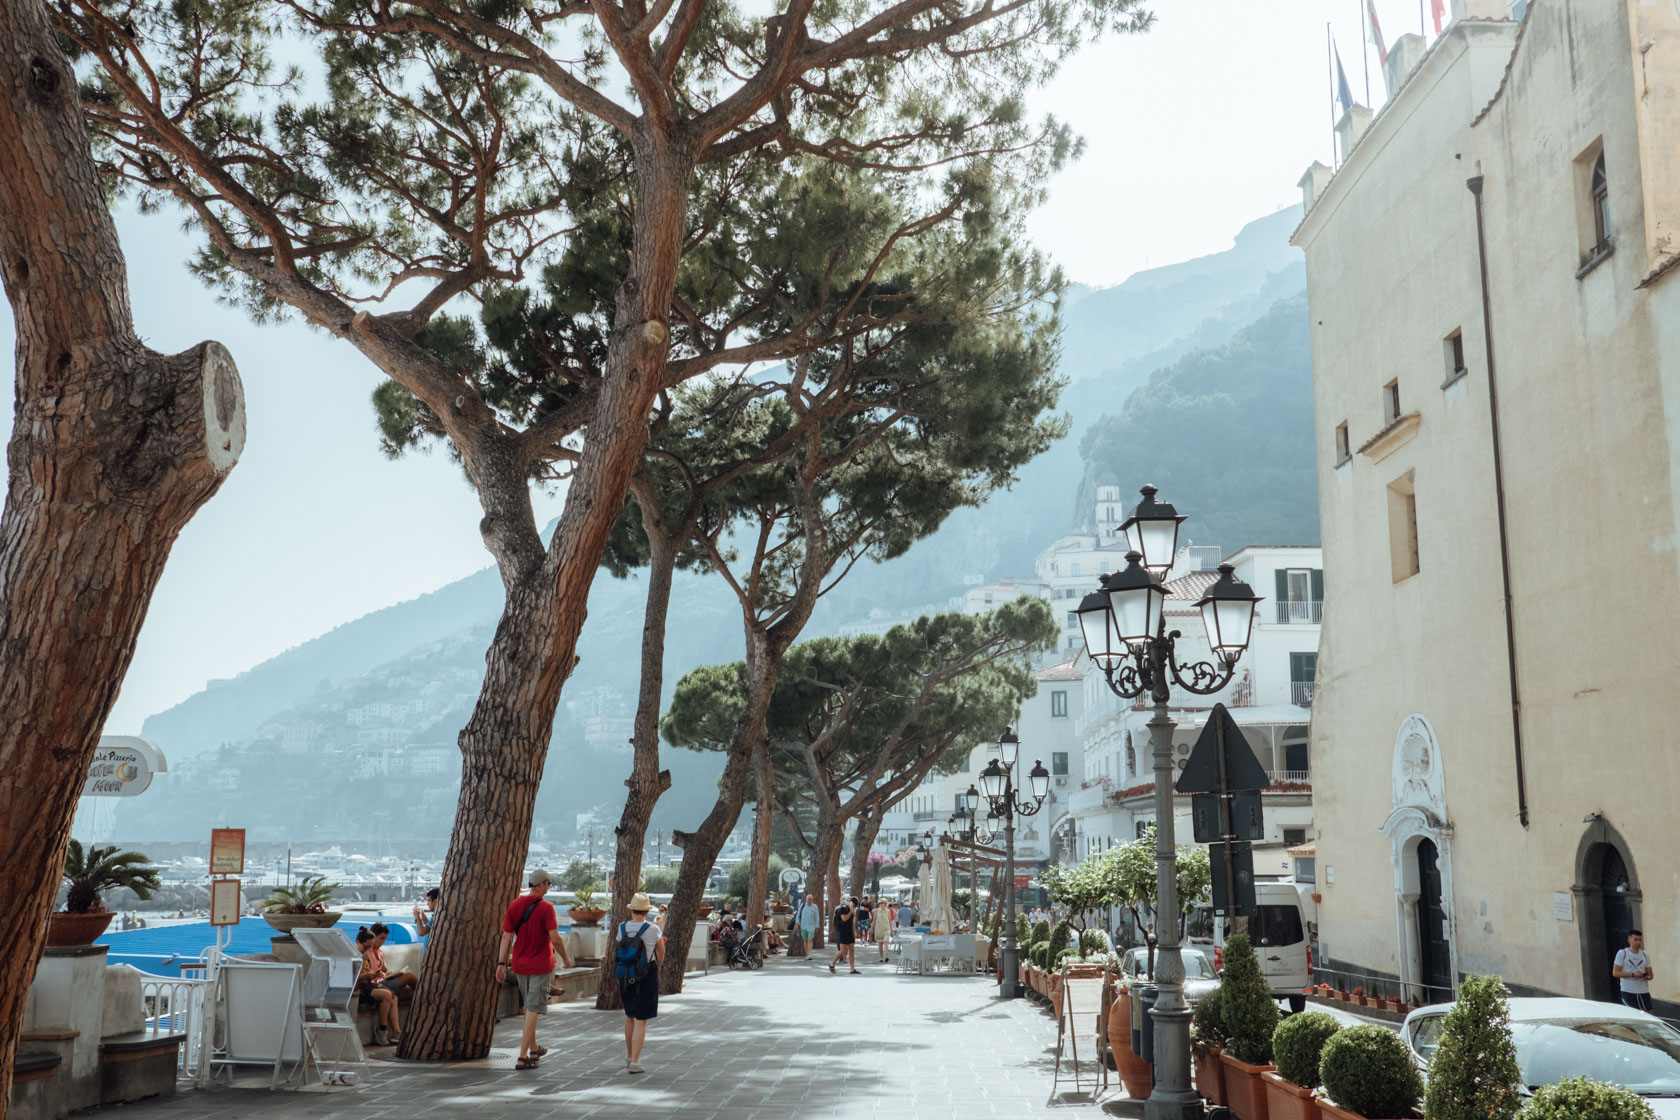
[261,875,343,934]
[49,840,161,947]
[1317,1025,1423,1120]
[770,889,791,914]
[1219,933,1280,1120]
[566,882,607,927]
[1262,1011,1339,1120]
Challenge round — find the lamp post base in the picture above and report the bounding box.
[1144,1091,1205,1120]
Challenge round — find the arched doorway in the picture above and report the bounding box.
[1575,819,1642,1003]
[1416,839,1453,998]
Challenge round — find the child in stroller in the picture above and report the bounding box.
[722,924,769,970]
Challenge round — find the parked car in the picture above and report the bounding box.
[1402,997,1680,1115]
[1118,947,1220,1007]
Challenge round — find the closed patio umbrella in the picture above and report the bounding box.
[924,845,957,933]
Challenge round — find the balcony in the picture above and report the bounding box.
[1291,681,1315,707]
[1274,600,1323,625]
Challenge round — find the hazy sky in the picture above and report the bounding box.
[1,0,1417,732]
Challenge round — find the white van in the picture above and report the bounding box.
[1198,882,1314,1013]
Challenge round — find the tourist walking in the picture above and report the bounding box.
[830,896,859,974]
[614,892,665,1074]
[1614,929,1655,1012]
[872,895,892,961]
[794,893,820,956]
[496,869,573,1071]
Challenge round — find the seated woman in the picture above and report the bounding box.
[760,916,783,954]
[355,927,402,1046]
[367,923,419,996]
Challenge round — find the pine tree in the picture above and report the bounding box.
[1425,974,1523,1120]
[1219,933,1279,1065]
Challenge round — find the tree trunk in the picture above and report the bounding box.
[400,140,688,1061]
[847,804,885,900]
[746,741,774,924]
[0,5,243,1108]
[659,743,752,992]
[594,511,676,1010]
[806,806,845,946]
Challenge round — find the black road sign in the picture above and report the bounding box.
[1191,792,1265,843]
[1210,841,1257,917]
[1175,704,1270,795]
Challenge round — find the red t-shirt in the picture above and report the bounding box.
[502,895,558,975]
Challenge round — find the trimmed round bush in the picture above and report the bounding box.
[1048,921,1073,963]
[1029,940,1050,969]
[1031,919,1052,945]
[1218,933,1279,1064]
[1191,984,1228,1049]
[1272,1011,1340,1090]
[1523,1076,1657,1120]
[1080,928,1111,955]
[1319,1025,1423,1118]
[1425,974,1522,1120]
[1055,946,1079,971]
[1015,913,1031,946]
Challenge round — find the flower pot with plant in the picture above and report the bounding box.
[261,875,343,934]
[770,890,791,914]
[1191,984,1229,1106]
[1422,974,1522,1120]
[1317,1024,1423,1119]
[49,840,162,947]
[1219,933,1280,1120]
[567,883,607,927]
[1524,1076,1660,1120]
[1262,1011,1340,1120]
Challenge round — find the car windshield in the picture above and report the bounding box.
[1514,1018,1680,1094]
[1125,950,1215,980]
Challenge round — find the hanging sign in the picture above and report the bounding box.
[209,878,243,926]
[210,828,247,876]
[81,735,168,798]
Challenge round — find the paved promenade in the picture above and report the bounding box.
[98,956,1133,1120]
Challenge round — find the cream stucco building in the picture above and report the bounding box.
[1295,0,1680,1008]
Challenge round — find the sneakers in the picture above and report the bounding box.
[627,1061,645,1074]
[373,1026,390,1047]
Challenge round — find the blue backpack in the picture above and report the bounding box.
[614,922,652,986]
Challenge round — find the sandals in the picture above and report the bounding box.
[829,961,837,973]
[532,1046,548,1057]
[516,1055,539,1070]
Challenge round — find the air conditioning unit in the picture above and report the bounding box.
[1055,776,1068,787]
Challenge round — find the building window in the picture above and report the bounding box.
[1070,561,1081,577]
[1065,612,1077,629]
[1335,421,1351,466]
[1387,472,1420,582]
[1576,142,1614,274]
[1051,690,1068,717]
[1590,153,1611,251]
[1443,330,1466,387]
[1290,652,1317,707]
[1283,828,1307,847]
[1383,379,1402,425]
[958,756,970,773]
[1125,744,1136,777]
[1052,752,1069,776]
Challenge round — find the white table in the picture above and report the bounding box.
[894,932,976,975]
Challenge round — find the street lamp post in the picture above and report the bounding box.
[979,729,1050,999]
[1075,485,1260,1120]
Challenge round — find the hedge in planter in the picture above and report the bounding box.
[1523,1076,1657,1120]
[1220,933,1279,1064]
[1016,913,1032,946]
[1048,921,1072,961]
[1319,1025,1423,1119]
[1192,986,1229,1050]
[1272,1011,1339,1090]
[1424,973,1521,1120]
[1080,929,1110,956]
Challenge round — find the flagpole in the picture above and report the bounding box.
[1358,0,1371,104]
[1326,23,1339,167]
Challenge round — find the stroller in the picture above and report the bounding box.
[723,925,769,970]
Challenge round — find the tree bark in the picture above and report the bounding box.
[0,4,243,1109]
[746,740,775,924]
[399,137,688,1061]
[593,497,677,1010]
[847,803,886,900]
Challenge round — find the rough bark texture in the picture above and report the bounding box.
[746,741,775,923]
[593,494,676,1010]
[399,139,687,1060]
[847,805,885,900]
[0,4,243,1111]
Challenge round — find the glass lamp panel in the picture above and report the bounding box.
[1143,584,1167,643]
[979,761,1005,801]
[1029,762,1051,803]
[1136,519,1181,574]
[1109,583,1153,645]
[986,810,1001,833]
[998,731,1019,771]
[964,785,980,812]
[1077,596,1118,663]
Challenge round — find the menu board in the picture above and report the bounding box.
[210,878,242,926]
[210,828,246,876]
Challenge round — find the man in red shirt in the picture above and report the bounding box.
[495,869,572,1069]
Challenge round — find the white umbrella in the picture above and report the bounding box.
[925,845,957,932]
[915,859,933,919]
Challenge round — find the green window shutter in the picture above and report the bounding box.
[1289,652,1317,683]
[1310,569,1324,601]
[1275,569,1290,603]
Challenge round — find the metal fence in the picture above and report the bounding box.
[139,973,215,1088]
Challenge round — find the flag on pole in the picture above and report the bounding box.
[1432,0,1446,34]
[1335,44,1355,115]
[1367,0,1389,63]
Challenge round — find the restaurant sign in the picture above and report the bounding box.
[81,735,168,798]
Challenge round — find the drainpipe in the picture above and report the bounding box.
[1467,173,1530,829]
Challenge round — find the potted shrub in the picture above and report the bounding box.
[49,840,161,947]
[1423,974,1521,1120]
[769,890,791,914]
[1263,1011,1339,1120]
[1219,933,1280,1120]
[566,883,607,927]
[1524,1076,1658,1120]
[1317,1025,1423,1119]
[261,875,343,934]
[1383,996,1403,1013]
[1191,985,1229,1106]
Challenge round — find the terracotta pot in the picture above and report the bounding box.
[1262,1071,1321,1120]
[696,902,713,918]
[1318,1101,1413,1120]
[1333,990,1348,1001]
[566,907,607,927]
[1384,996,1404,1013]
[1193,1045,1226,1106]
[1111,994,1152,1099]
[1220,1051,1275,1120]
[771,903,790,914]
[46,911,115,947]
[262,911,343,935]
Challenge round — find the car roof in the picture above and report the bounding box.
[1403,996,1660,1025]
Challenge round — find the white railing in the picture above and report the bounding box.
[1291,681,1315,707]
[1267,770,1313,786]
[1275,600,1323,625]
[139,973,215,1088]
